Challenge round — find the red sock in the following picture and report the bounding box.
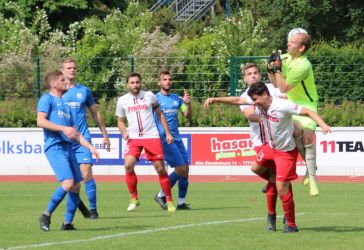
[159,173,172,202]
[125,171,138,199]
[280,185,296,227]
[266,181,277,215]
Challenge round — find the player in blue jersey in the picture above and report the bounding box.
[62,58,110,219]
[153,70,192,210]
[37,71,100,231]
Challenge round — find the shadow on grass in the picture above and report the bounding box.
[302,226,364,233]
[81,224,154,232]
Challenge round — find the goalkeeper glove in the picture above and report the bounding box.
[266,51,276,74]
[273,50,282,73]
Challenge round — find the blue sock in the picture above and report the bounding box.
[64,192,80,224]
[85,178,97,210]
[169,171,180,188]
[178,176,189,199]
[47,186,67,214]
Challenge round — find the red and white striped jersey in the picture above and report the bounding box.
[116,90,160,139]
[240,84,281,147]
[255,97,302,151]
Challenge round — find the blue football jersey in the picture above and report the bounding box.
[154,92,183,141]
[37,93,74,151]
[62,83,95,140]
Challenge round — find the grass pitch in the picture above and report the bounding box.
[1,181,364,249]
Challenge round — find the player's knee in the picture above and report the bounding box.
[82,171,92,181]
[175,166,188,176]
[251,163,262,174]
[61,180,75,191]
[276,182,290,196]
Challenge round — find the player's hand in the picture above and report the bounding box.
[122,133,129,141]
[204,98,215,109]
[321,125,331,134]
[166,133,174,144]
[273,50,282,73]
[63,127,79,140]
[103,137,111,152]
[90,148,100,162]
[266,51,276,74]
[181,89,191,104]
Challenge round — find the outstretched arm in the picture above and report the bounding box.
[300,107,331,134]
[204,96,251,109]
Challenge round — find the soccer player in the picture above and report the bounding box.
[153,70,192,210]
[206,81,330,232]
[269,32,320,196]
[37,71,100,231]
[62,58,110,219]
[204,63,281,230]
[115,72,176,212]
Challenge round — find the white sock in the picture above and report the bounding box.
[178,198,186,205]
[158,190,165,197]
[304,143,317,177]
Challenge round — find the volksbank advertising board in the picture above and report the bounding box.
[0,128,363,175]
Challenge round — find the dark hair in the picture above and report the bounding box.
[247,81,270,98]
[44,71,63,89]
[158,69,171,79]
[126,72,141,83]
[242,62,260,74]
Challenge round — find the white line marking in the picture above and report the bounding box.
[5,213,304,249]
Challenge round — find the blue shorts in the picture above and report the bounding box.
[73,140,93,164]
[45,142,83,182]
[162,140,189,168]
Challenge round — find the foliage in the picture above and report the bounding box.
[0,98,37,127]
[176,9,268,99]
[72,2,155,99]
[309,42,364,104]
[232,0,364,49]
[2,98,362,128]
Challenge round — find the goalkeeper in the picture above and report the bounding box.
[268,31,319,197]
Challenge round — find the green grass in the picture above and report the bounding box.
[1,182,364,249]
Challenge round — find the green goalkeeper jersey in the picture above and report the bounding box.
[282,54,318,105]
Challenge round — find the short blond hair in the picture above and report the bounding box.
[241,63,260,75]
[61,57,77,69]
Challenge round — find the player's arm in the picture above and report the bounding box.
[204,96,252,109]
[299,107,331,134]
[89,104,110,152]
[75,134,100,161]
[153,103,174,144]
[274,72,293,93]
[117,116,129,141]
[37,111,78,140]
[268,73,278,88]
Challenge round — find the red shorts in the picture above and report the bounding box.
[256,144,298,182]
[124,138,164,161]
[254,145,276,169]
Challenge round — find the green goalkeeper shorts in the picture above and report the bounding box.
[292,102,318,131]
